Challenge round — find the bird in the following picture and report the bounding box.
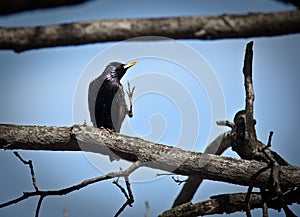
[88,61,137,133]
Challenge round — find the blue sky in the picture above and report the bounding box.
[0,0,299,217]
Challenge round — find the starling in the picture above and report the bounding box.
[88,61,137,133]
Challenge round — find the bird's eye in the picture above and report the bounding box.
[115,65,124,71]
[108,65,115,71]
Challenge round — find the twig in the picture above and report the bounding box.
[145,201,150,217]
[113,174,135,217]
[13,152,44,217]
[260,188,269,217]
[245,164,271,217]
[245,185,253,217]
[113,178,130,201]
[35,196,44,217]
[113,175,135,217]
[13,151,38,191]
[0,160,143,212]
[172,176,188,185]
[114,200,130,217]
[216,120,235,129]
[112,163,140,217]
[267,131,274,148]
[125,176,134,205]
[156,173,174,177]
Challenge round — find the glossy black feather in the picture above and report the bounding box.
[88,62,129,132]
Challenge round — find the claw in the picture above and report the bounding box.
[126,81,135,98]
[126,81,135,118]
[100,126,115,134]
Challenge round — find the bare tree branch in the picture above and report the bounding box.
[113,173,135,217]
[170,40,298,216]
[0,10,300,52]
[172,131,232,207]
[13,151,38,191]
[0,124,299,191]
[0,0,87,15]
[35,196,44,217]
[243,41,257,141]
[0,158,142,212]
[159,189,300,217]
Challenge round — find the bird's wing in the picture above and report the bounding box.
[111,89,127,132]
[88,75,106,127]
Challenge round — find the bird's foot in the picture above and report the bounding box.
[100,126,115,134]
[126,81,135,118]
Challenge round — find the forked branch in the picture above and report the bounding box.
[0,154,143,217]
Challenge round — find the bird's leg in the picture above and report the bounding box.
[126,81,135,118]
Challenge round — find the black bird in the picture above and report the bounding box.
[88,61,137,132]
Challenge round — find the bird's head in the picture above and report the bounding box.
[106,61,137,80]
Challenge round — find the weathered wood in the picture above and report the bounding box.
[160,189,300,217]
[172,131,232,207]
[0,10,300,52]
[0,124,299,190]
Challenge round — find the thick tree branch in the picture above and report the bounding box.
[172,132,232,207]
[0,124,299,190]
[160,189,300,217]
[0,0,87,15]
[0,10,300,52]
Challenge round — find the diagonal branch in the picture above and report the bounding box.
[35,196,44,217]
[13,151,39,191]
[0,124,299,191]
[159,189,300,217]
[0,10,300,52]
[113,175,135,217]
[172,131,232,207]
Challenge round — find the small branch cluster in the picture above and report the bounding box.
[169,41,299,216]
[112,168,136,217]
[0,152,143,217]
[13,152,38,191]
[216,41,296,217]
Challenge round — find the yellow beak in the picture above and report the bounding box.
[124,61,137,69]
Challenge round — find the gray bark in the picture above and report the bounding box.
[160,190,300,217]
[0,10,300,52]
[0,124,299,190]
